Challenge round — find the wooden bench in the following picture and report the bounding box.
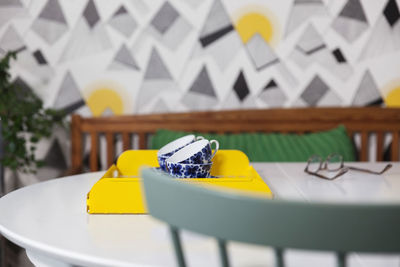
[70,107,400,173]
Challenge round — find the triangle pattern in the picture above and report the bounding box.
[109,44,140,71]
[151,99,170,113]
[44,139,67,170]
[188,66,217,97]
[296,24,325,54]
[258,79,287,107]
[359,0,400,60]
[144,48,172,80]
[109,5,137,38]
[233,71,250,101]
[339,0,368,22]
[384,0,400,27]
[54,72,85,113]
[300,75,329,106]
[0,25,25,51]
[352,70,383,106]
[83,0,100,29]
[264,80,278,90]
[285,1,328,37]
[199,0,233,47]
[101,107,114,117]
[59,13,111,62]
[246,33,279,71]
[38,0,67,24]
[150,2,179,35]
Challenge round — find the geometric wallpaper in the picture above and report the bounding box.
[2,0,400,183]
[2,0,400,116]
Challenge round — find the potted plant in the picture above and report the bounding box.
[0,50,65,196]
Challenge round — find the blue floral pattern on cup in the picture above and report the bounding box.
[181,143,214,164]
[166,162,212,178]
[158,152,174,172]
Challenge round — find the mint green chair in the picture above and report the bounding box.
[141,168,400,267]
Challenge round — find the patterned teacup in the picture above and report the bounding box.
[166,161,212,178]
[157,135,203,171]
[166,139,219,165]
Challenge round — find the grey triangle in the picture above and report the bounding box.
[301,75,329,106]
[101,107,114,117]
[200,0,232,38]
[44,139,67,169]
[152,99,169,113]
[109,12,137,38]
[189,66,217,97]
[352,70,382,106]
[246,34,279,70]
[264,79,279,90]
[114,5,128,17]
[38,0,67,24]
[0,25,25,51]
[54,72,84,111]
[13,77,34,96]
[83,0,100,28]
[113,45,139,70]
[296,24,325,53]
[339,0,368,23]
[144,48,172,80]
[0,0,22,6]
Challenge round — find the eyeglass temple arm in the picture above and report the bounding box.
[347,164,392,175]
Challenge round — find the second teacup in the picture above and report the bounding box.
[166,139,219,164]
[157,134,203,171]
[166,161,212,178]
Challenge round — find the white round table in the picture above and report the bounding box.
[0,172,274,267]
[1,164,400,267]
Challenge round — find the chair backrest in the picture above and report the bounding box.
[141,168,400,267]
[71,107,400,172]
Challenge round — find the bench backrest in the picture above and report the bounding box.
[71,107,400,172]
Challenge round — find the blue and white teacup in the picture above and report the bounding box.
[166,139,219,164]
[157,135,204,171]
[165,162,212,178]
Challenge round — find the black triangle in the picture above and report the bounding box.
[44,139,67,170]
[233,71,250,101]
[264,80,278,90]
[384,0,400,27]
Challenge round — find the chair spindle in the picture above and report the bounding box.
[336,252,347,267]
[122,132,130,151]
[106,132,114,167]
[275,248,284,267]
[360,132,368,162]
[138,132,147,149]
[169,226,186,267]
[376,132,384,162]
[217,239,230,267]
[392,131,399,161]
[90,132,98,172]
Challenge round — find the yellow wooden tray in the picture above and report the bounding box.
[87,150,272,214]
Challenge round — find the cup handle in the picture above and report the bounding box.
[210,140,219,158]
[196,136,204,140]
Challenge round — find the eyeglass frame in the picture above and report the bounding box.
[304,153,392,180]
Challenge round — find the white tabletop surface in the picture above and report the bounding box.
[0,162,399,267]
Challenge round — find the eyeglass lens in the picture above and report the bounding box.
[325,154,343,171]
[307,156,322,173]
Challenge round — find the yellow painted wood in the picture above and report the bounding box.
[87,150,272,214]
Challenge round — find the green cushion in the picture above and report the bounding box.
[149,125,356,162]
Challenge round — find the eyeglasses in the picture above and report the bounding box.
[304,153,392,180]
